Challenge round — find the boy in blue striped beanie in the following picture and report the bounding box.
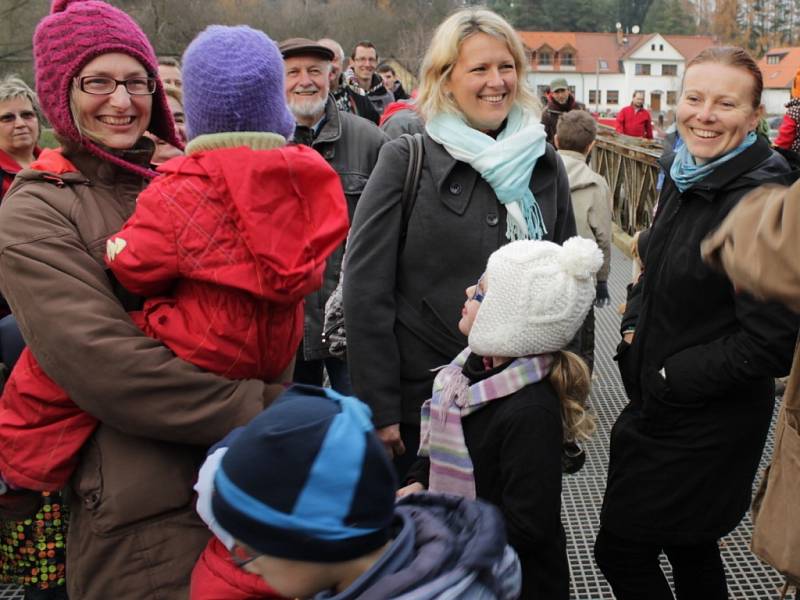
[191,384,523,600]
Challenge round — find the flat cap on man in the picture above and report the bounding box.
[279,38,334,61]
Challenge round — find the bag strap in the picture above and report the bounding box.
[399,133,424,244]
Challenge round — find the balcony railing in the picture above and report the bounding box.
[591,124,663,234]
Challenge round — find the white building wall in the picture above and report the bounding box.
[763,88,790,115]
[623,64,682,113]
[527,72,643,114]
[527,35,688,116]
[623,38,685,115]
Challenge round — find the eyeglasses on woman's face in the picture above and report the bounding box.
[77,76,157,96]
[0,96,40,155]
[70,53,153,151]
[0,110,37,124]
[469,274,486,303]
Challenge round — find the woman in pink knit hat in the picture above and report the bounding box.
[0,2,292,598]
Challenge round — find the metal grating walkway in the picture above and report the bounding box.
[565,246,789,599]
[0,247,792,599]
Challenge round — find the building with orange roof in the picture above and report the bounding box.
[758,47,800,115]
[519,30,716,117]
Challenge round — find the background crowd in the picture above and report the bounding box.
[0,1,798,599]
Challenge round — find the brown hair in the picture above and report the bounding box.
[556,109,596,153]
[549,351,596,443]
[158,56,181,68]
[351,40,377,60]
[685,46,763,109]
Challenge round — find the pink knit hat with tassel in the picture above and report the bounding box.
[33,0,182,178]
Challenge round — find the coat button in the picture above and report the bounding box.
[486,213,499,226]
[449,182,462,195]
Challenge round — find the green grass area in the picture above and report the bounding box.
[39,129,59,149]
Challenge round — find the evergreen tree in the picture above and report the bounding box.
[487,0,617,30]
[643,0,698,34]
[617,0,657,29]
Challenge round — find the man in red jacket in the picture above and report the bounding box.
[615,91,653,139]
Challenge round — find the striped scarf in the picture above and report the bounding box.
[419,348,554,499]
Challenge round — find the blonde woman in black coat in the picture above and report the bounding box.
[343,7,576,477]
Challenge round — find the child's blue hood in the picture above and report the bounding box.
[314,492,522,600]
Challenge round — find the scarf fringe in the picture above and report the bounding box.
[425,106,547,242]
[420,351,554,500]
[506,194,548,241]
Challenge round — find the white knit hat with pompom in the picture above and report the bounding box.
[468,237,603,358]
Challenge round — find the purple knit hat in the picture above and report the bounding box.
[33,0,182,178]
[181,26,295,141]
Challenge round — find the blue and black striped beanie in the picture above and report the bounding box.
[211,385,397,562]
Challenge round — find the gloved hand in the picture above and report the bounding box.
[595,281,610,307]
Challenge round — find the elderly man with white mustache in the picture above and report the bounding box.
[279,38,387,394]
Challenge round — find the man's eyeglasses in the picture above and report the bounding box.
[77,76,157,96]
[0,111,37,124]
[470,275,486,303]
[230,543,260,568]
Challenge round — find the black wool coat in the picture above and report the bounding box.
[300,99,387,361]
[406,353,570,600]
[343,132,576,428]
[603,136,800,545]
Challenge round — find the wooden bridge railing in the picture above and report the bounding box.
[590,124,664,235]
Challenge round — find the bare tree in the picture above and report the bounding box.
[4,0,459,86]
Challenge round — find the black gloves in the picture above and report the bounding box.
[595,281,610,307]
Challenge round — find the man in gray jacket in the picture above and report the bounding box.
[556,109,612,373]
[279,38,387,392]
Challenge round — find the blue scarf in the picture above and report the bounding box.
[426,105,548,240]
[669,131,757,193]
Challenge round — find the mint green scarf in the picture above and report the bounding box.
[669,131,757,193]
[426,105,548,240]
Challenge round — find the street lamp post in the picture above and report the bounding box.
[595,58,600,113]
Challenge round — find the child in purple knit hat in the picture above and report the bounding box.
[0,17,349,599]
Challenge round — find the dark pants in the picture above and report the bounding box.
[566,308,595,373]
[395,422,421,483]
[578,307,595,373]
[0,314,25,371]
[594,527,728,600]
[293,355,353,395]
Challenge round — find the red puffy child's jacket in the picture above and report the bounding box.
[0,143,349,491]
[190,537,286,600]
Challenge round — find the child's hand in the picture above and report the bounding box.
[396,482,424,498]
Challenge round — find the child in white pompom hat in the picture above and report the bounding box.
[399,236,602,600]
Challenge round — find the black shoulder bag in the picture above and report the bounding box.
[323,133,424,357]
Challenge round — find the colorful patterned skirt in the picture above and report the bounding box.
[0,491,67,590]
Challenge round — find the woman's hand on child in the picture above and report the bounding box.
[396,482,424,498]
[376,424,406,458]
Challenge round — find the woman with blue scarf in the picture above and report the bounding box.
[343,8,575,479]
[595,47,800,599]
